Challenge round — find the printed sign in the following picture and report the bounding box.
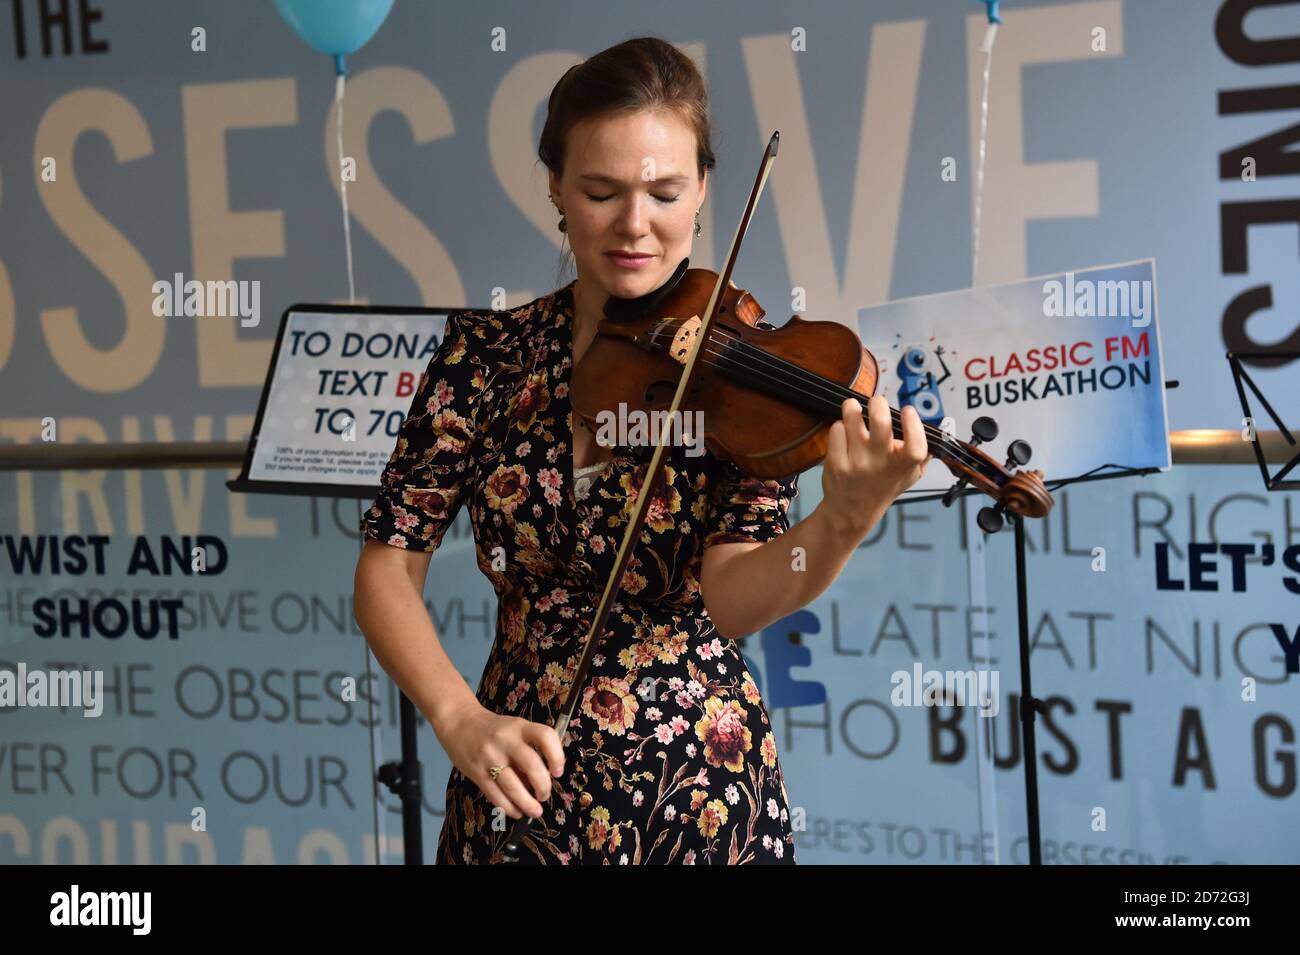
[241,307,457,494]
[857,261,1171,496]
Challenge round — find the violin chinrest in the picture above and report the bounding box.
[602,257,691,321]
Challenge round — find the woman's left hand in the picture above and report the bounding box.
[819,395,931,540]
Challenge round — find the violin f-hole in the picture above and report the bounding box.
[644,381,677,406]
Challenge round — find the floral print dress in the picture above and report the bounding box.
[360,280,801,864]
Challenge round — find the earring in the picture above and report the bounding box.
[694,209,702,237]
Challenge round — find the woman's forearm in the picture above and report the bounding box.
[353,554,479,734]
[703,497,886,639]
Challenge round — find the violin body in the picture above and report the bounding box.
[572,266,1051,520]
[572,268,881,480]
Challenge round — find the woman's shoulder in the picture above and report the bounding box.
[446,281,575,354]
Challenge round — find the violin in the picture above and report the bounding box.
[571,259,1053,529]
[495,131,1050,863]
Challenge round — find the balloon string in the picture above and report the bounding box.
[971,22,997,286]
[336,73,356,304]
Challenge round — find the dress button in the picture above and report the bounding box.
[579,792,593,808]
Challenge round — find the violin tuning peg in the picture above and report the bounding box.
[970,416,999,445]
[1005,439,1032,467]
[977,505,1005,534]
[941,478,968,507]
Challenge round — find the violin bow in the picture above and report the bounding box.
[495,131,782,863]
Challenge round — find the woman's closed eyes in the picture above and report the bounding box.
[585,192,680,204]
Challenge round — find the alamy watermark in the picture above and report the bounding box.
[0,663,103,718]
[593,402,705,457]
[49,885,150,934]
[1042,271,1151,328]
[890,662,999,717]
[151,272,260,327]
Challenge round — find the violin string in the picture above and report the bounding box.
[703,337,995,480]
[647,333,1002,492]
[647,321,986,473]
[722,333,960,446]
[644,322,997,480]
[718,332,992,474]
[647,321,956,446]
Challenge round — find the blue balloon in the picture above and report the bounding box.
[977,0,1003,24]
[274,0,395,73]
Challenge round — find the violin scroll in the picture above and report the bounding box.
[938,415,1053,532]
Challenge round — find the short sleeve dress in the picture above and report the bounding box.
[360,280,801,864]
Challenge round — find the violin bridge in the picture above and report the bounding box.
[662,315,702,367]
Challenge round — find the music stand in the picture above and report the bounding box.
[1226,350,1299,491]
[896,377,1177,866]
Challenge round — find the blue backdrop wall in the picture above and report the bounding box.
[1,0,1298,863]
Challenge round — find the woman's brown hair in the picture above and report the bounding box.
[538,36,718,286]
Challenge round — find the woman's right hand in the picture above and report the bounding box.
[436,699,566,820]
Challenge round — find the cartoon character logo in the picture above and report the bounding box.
[895,344,951,426]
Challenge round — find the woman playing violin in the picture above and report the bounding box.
[353,35,930,864]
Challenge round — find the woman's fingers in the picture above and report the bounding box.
[840,398,864,470]
[493,765,544,819]
[508,737,555,806]
[866,395,893,461]
[521,720,566,778]
[478,771,524,820]
[899,404,929,464]
[825,413,848,473]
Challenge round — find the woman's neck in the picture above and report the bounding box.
[571,275,605,352]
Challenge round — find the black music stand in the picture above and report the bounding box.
[1227,350,1299,491]
[899,382,1176,865]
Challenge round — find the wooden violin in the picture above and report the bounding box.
[571,261,1054,529]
